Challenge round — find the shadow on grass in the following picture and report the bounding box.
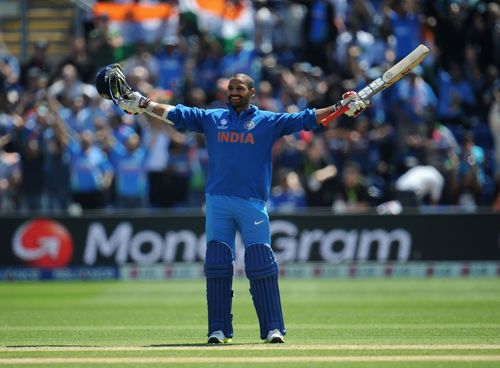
[6,343,252,348]
[6,345,101,348]
[148,343,252,347]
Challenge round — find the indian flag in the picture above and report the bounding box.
[179,0,254,42]
[93,1,254,52]
[93,2,179,45]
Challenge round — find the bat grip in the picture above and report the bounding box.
[319,103,349,126]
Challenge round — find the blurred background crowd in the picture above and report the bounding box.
[0,0,499,215]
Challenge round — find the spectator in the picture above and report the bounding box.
[429,1,468,70]
[120,7,148,57]
[207,78,230,109]
[87,14,123,69]
[188,134,209,208]
[0,90,19,138]
[74,91,106,133]
[156,35,186,99]
[349,0,379,33]
[11,103,49,212]
[254,0,279,55]
[272,132,308,174]
[123,40,160,86]
[107,109,136,146]
[395,162,445,208]
[0,132,21,212]
[106,130,148,209]
[126,64,157,98]
[279,1,306,66]
[489,80,500,186]
[164,139,192,208]
[451,132,485,211]
[390,65,438,144]
[184,87,208,109]
[194,33,223,96]
[20,40,53,88]
[332,161,370,213]
[0,41,22,108]
[18,67,49,115]
[255,80,283,112]
[268,168,307,213]
[55,37,96,84]
[0,41,20,85]
[59,96,83,136]
[219,37,256,78]
[369,160,396,206]
[302,0,337,72]
[383,0,423,61]
[436,62,476,126]
[67,130,114,210]
[299,137,337,207]
[143,118,177,208]
[334,15,378,75]
[41,95,72,212]
[48,64,94,104]
[343,116,381,176]
[403,118,458,176]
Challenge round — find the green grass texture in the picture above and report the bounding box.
[0,278,499,367]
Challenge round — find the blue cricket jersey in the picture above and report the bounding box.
[167,104,319,202]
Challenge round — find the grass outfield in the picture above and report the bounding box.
[0,278,499,367]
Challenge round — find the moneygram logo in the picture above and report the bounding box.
[13,219,74,268]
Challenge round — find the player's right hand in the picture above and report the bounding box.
[341,91,369,117]
[118,91,151,115]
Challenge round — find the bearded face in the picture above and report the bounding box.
[227,77,254,111]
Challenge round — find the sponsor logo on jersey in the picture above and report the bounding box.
[13,218,74,268]
[217,131,255,144]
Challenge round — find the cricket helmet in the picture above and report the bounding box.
[95,63,133,105]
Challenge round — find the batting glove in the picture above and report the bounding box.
[118,91,151,115]
[341,91,369,117]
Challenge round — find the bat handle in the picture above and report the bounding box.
[319,103,349,126]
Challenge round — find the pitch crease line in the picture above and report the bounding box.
[3,323,499,331]
[2,344,500,352]
[1,356,500,364]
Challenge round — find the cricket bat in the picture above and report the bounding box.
[320,44,430,125]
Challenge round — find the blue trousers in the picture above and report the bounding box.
[205,194,270,249]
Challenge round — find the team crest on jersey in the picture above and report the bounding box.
[244,120,256,130]
[216,118,229,130]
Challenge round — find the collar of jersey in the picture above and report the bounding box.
[226,103,258,119]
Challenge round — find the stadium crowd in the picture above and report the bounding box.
[0,0,499,214]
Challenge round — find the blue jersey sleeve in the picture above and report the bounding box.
[272,108,319,137]
[167,104,207,133]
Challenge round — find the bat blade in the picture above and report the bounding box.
[362,44,429,99]
[320,44,429,125]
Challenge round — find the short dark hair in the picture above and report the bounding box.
[230,73,254,89]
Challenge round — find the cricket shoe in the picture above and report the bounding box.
[264,329,285,343]
[207,330,232,344]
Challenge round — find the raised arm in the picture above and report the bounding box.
[46,93,70,147]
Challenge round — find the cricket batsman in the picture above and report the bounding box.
[96,64,367,343]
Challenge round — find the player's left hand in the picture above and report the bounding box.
[341,91,369,117]
[118,91,150,115]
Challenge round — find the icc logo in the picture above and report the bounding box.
[216,118,229,130]
[13,218,74,268]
